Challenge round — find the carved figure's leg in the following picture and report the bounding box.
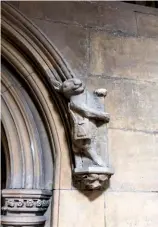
[86,141,104,166]
[72,138,103,166]
[83,121,104,166]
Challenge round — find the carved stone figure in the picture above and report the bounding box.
[54,78,114,189]
[60,78,110,166]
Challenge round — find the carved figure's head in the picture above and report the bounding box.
[61,78,85,98]
[73,173,109,190]
[82,174,109,189]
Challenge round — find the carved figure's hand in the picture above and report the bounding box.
[94,89,107,97]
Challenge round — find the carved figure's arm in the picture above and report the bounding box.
[70,101,110,122]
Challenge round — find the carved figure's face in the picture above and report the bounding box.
[82,174,109,189]
[74,173,109,190]
[61,79,85,98]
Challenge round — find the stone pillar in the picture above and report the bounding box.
[1,189,52,227]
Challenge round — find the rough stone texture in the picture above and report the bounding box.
[90,31,158,82]
[32,19,89,78]
[59,124,72,190]
[19,2,137,35]
[86,77,158,132]
[56,78,113,190]
[105,192,158,227]
[9,1,19,8]
[58,190,104,227]
[136,12,158,37]
[108,129,158,191]
[2,189,52,227]
[5,1,158,227]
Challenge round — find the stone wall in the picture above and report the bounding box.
[10,2,158,227]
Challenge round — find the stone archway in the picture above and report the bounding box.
[1,2,74,226]
[1,2,113,226]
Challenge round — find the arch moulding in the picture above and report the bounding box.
[1,2,114,227]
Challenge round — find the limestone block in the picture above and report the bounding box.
[105,192,158,227]
[108,129,158,191]
[58,190,105,227]
[19,1,45,19]
[90,31,158,82]
[86,77,158,132]
[32,19,89,78]
[50,190,60,227]
[19,2,137,34]
[136,12,158,37]
[59,126,72,189]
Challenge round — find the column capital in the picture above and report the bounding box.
[1,189,52,226]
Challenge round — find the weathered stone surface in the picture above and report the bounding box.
[108,129,158,191]
[1,83,7,93]
[59,125,72,190]
[57,78,113,190]
[117,2,158,15]
[136,12,158,37]
[1,62,25,92]
[2,189,52,227]
[18,1,45,19]
[29,73,71,190]
[105,192,158,227]
[50,190,59,227]
[86,77,158,132]
[19,2,137,34]
[90,31,158,82]
[32,19,89,78]
[3,2,158,227]
[58,190,104,227]
[9,1,19,9]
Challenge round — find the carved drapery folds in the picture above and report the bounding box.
[1,2,114,226]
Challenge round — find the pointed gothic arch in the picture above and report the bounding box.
[1,2,74,226]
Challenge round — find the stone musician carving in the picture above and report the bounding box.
[56,78,114,189]
[61,79,109,165]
